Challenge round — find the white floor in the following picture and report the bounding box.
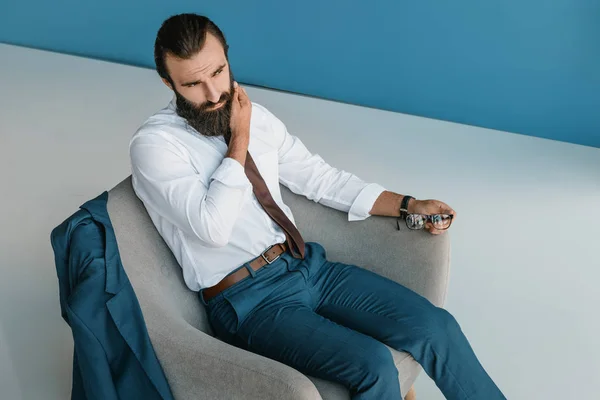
[1,43,599,400]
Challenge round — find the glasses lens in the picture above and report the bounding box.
[406,214,426,230]
[432,214,452,230]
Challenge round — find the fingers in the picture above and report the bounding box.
[232,83,240,105]
[426,222,443,235]
[446,205,457,221]
[238,86,250,106]
[231,82,250,111]
[436,200,451,213]
[418,200,454,234]
[233,82,243,97]
[429,227,442,235]
[435,200,456,219]
[232,82,248,101]
[425,222,436,234]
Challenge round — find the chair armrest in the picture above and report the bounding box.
[149,317,322,400]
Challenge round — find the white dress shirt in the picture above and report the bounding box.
[129,97,386,291]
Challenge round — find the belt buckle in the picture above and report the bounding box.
[261,244,281,265]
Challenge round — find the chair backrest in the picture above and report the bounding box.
[107,176,450,336]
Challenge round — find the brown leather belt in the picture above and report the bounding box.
[202,243,288,302]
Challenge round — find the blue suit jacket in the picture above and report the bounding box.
[50,191,174,400]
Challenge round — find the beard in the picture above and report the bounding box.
[173,73,235,138]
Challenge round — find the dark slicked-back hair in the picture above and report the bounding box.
[154,14,229,82]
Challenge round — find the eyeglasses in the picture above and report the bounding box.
[397,214,454,231]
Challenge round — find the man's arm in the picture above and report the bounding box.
[130,134,252,247]
[226,82,251,167]
[257,104,456,231]
[369,191,415,217]
[259,104,386,222]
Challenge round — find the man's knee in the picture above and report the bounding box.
[437,308,461,331]
[413,307,462,344]
[357,342,398,386]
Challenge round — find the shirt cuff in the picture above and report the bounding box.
[347,183,386,221]
[210,157,252,189]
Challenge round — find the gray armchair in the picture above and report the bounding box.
[107,176,451,399]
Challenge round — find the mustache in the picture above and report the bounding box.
[196,90,233,112]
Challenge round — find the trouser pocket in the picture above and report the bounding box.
[207,296,240,345]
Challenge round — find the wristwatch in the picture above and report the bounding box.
[399,195,415,219]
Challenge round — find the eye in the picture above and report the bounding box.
[214,69,223,76]
[186,83,197,88]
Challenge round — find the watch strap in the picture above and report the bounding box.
[400,195,414,219]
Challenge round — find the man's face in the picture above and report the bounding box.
[163,33,235,137]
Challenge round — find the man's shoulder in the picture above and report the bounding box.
[251,102,283,124]
[250,102,287,140]
[138,98,185,128]
[251,102,270,117]
[131,99,189,145]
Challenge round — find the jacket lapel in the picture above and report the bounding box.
[106,288,172,399]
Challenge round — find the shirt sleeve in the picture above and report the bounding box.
[129,134,253,247]
[260,106,386,221]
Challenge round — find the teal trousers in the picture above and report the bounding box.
[202,242,505,399]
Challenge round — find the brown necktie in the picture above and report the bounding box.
[224,134,305,258]
[244,153,306,258]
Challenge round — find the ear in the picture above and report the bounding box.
[161,78,173,90]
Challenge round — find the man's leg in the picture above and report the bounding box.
[306,245,506,400]
[207,260,402,400]
[240,305,401,400]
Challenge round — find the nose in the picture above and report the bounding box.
[205,82,222,104]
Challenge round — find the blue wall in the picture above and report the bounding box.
[2,0,599,148]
